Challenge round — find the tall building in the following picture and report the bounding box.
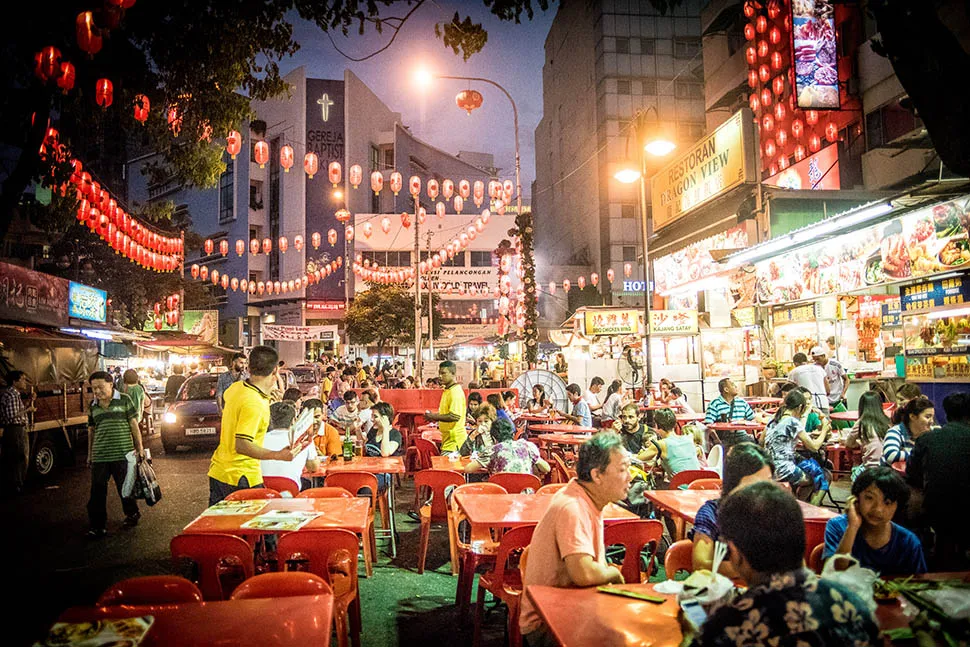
[533,0,707,327]
[127,68,497,364]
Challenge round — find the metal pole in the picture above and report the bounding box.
[426,230,435,359]
[636,117,654,388]
[413,194,423,381]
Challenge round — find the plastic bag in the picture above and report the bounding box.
[819,553,878,612]
[121,451,138,498]
[134,456,162,506]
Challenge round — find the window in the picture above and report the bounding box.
[674,38,701,59]
[621,204,636,219]
[268,138,281,280]
[641,79,657,95]
[361,251,411,267]
[218,157,234,223]
[369,145,380,172]
[616,37,629,54]
[442,251,464,267]
[677,122,706,140]
[675,81,704,100]
[639,39,656,55]
[249,180,263,211]
[622,246,637,262]
[470,251,493,267]
[616,79,631,95]
[866,100,922,149]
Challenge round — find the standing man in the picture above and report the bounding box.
[164,363,187,403]
[520,432,631,645]
[86,371,144,538]
[788,352,829,413]
[207,345,299,505]
[424,360,467,452]
[812,345,847,410]
[216,353,248,412]
[1,371,32,496]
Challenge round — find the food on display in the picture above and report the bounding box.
[939,238,970,267]
[792,0,838,109]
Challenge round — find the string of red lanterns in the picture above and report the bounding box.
[188,257,343,296]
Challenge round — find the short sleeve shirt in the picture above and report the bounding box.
[787,364,828,409]
[571,399,593,428]
[486,439,541,475]
[764,415,803,481]
[366,427,404,456]
[823,514,927,575]
[689,499,721,542]
[208,380,271,487]
[260,427,318,489]
[824,359,846,405]
[439,384,467,452]
[520,479,605,635]
[88,391,137,463]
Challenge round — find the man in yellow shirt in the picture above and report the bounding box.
[424,361,467,452]
[208,345,300,505]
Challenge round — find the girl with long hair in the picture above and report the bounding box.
[845,390,891,480]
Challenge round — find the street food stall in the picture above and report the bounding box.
[900,274,970,388]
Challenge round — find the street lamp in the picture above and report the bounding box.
[613,107,676,388]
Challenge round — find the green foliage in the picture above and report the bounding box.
[345,283,441,351]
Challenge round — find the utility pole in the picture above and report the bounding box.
[425,229,436,359]
[413,193,422,381]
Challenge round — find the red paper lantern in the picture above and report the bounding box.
[418,207,427,224]
[748,70,759,89]
[757,40,769,59]
[745,46,757,66]
[778,154,790,170]
[475,218,484,232]
[762,114,775,133]
[453,196,464,214]
[254,141,269,168]
[824,121,839,143]
[409,175,421,197]
[563,279,571,292]
[768,0,782,19]
[774,102,787,122]
[294,235,303,251]
[311,232,321,249]
[190,264,200,279]
[750,93,761,114]
[436,202,447,219]
[764,138,777,158]
[95,79,113,108]
[133,94,150,123]
[776,129,788,148]
[257,281,265,295]
[335,208,351,224]
[591,273,599,287]
[235,239,246,256]
[401,212,411,229]
[791,118,804,139]
[204,239,214,255]
[56,61,75,94]
[279,145,294,172]
[808,133,822,152]
[154,317,163,331]
[262,238,272,254]
[761,88,773,108]
[273,281,281,294]
[442,179,455,200]
[327,229,337,246]
[769,27,782,45]
[328,161,341,187]
[381,217,391,234]
[756,16,767,33]
[167,106,182,136]
[221,274,229,290]
[278,236,288,254]
[772,76,785,97]
[363,222,373,238]
[389,172,402,195]
[456,89,483,115]
[370,171,383,195]
[607,268,615,283]
[199,266,209,281]
[744,23,756,41]
[459,180,471,199]
[427,179,439,200]
[805,110,819,125]
[759,64,771,83]
[250,239,260,255]
[770,51,784,71]
[76,12,102,56]
[349,164,362,189]
[226,131,242,159]
[624,263,633,278]
[304,152,318,178]
[473,180,485,206]
[345,227,355,242]
[743,1,756,18]
[219,240,229,257]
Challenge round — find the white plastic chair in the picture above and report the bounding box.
[706,445,723,477]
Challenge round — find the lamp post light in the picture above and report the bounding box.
[613,107,676,389]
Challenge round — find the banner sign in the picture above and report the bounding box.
[306,301,345,312]
[651,110,755,231]
[583,309,641,336]
[772,302,819,325]
[764,144,840,191]
[143,310,218,345]
[649,310,699,335]
[901,276,970,313]
[0,262,69,327]
[263,325,336,341]
[792,0,840,109]
[68,282,107,323]
[755,196,970,305]
[881,297,902,327]
[654,226,749,293]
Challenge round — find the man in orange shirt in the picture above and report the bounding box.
[520,432,632,646]
[301,398,342,459]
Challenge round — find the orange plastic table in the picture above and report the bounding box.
[55,594,334,647]
[830,410,860,422]
[708,421,766,433]
[526,583,681,647]
[747,397,782,408]
[182,497,371,536]
[536,433,593,447]
[528,423,598,434]
[431,455,473,471]
[516,414,563,424]
[455,492,637,529]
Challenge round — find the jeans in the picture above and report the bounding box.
[208,475,259,506]
[88,459,139,530]
[1,423,28,491]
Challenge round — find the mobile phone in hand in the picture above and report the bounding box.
[680,600,708,632]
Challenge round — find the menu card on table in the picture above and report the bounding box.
[37,616,154,646]
[240,509,321,531]
[201,500,270,516]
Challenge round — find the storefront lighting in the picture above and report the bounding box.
[660,275,729,297]
[927,307,970,320]
[614,167,641,184]
[645,139,676,157]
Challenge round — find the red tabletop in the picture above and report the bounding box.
[517,414,563,423]
[526,583,681,647]
[528,423,598,434]
[456,492,637,528]
[431,455,473,470]
[830,410,859,422]
[708,421,766,432]
[536,433,593,447]
[304,456,406,479]
[182,497,371,535]
[56,594,334,647]
[747,397,782,407]
[675,413,705,423]
[398,408,430,416]
[644,489,837,524]
[639,404,681,412]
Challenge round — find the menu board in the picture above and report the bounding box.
[772,303,819,324]
[654,226,749,294]
[792,0,839,109]
[881,297,902,327]
[755,196,970,305]
[901,276,970,313]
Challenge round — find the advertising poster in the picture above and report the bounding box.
[143,310,218,345]
[764,144,840,191]
[583,309,640,336]
[305,77,346,301]
[68,282,107,323]
[0,262,69,327]
[654,226,749,294]
[792,0,839,109]
[754,196,970,304]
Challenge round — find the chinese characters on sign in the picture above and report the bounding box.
[901,277,970,312]
[68,281,107,323]
[0,262,69,327]
[763,144,840,191]
[648,310,699,335]
[583,309,641,336]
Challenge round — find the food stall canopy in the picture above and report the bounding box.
[0,326,98,385]
[136,331,237,358]
[439,336,494,349]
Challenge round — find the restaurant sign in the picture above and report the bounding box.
[0,261,69,327]
[651,110,756,231]
[772,302,819,325]
[901,276,970,313]
[755,195,970,305]
[583,309,641,336]
[881,297,902,327]
[649,310,699,335]
[654,226,749,293]
[68,281,107,323]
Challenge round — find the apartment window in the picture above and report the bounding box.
[675,81,704,100]
[674,38,701,59]
[249,180,263,211]
[865,100,922,149]
[622,246,637,262]
[268,137,281,280]
[250,226,261,242]
[616,37,630,54]
[677,122,706,140]
[641,79,657,95]
[218,157,234,223]
[470,251,493,267]
[362,251,412,268]
[616,79,631,95]
[621,204,636,219]
[639,39,656,55]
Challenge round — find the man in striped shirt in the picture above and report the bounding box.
[1,371,32,495]
[86,371,144,538]
[704,379,756,448]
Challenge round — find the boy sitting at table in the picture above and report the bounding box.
[261,401,320,494]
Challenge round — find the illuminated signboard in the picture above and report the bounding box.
[764,144,840,191]
[792,0,839,109]
[649,310,699,335]
[583,309,640,336]
[68,282,107,323]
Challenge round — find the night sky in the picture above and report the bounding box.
[286,1,556,202]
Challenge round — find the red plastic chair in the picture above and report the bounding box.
[668,469,721,490]
[230,571,332,600]
[604,520,664,584]
[414,469,466,574]
[324,471,381,578]
[808,543,825,574]
[550,453,575,484]
[452,482,508,621]
[278,528,361,647]
[263,476,300,497]
[298,486,354,499]
[224,487,282,501]
[170,533,255,600]
[687,478,722,491]
[536,483,567,495]
[488,472,542,494]
[473,524,536,647]
[413,437,441,471]
[96,575,203,607]
[663,539,694,580]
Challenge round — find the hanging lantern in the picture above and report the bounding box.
[591,272,599,287]
[154,317,163,331]
[750,93,761,115]
[328,161,342,187]
[389,171,403,195]
[190,264,200,279]
[777,129,789,148]
[488,181,501,200]
[230,277,239,291]
[327,229,338,246]
[345,226,355,242]
[453,195,464,214]
[380,216,391,234]
[418,207,427,224]
[127,94,149,125]
[254,141,269,168]
[769,27,782,45]
[257,281,265,295]
[563,279,571,292]
[744,23,756,41]
[262,238,272,254]
[349,164,362,188]
[370,171,383,195]
[791,118,804,139]
[778,154,790,170]
[772,76,785,97]
[624,262,633,278]
[278,236,288,254]
[95,78,113,109]
[761,87,773,108]
[287,280,296,292]
[294,235,304,251]
[221,131,241,160]
[475,218,484,232]
[363,222,373,238]
[440,179,454,200]
[199,265,209,281]
[794,145,806,161]
[805,110,819,125]
[457,179,470,199]
[757,39,769,59]
[311,232,322,249]
[243,280,251,293]
[764,138,777,158]
[280,145,294,172]
[744,1,756,18]
[436,202,447,218]
[758,64,771,84]
[459,233,469,247]
[401,212,411,229]
[221,274,230,290]
[250,239,260,255]
[304,152,319,178]
[204,239,214,255]
[774,101,787,123]
[771,51,784,70]
[76,12,102,56]
[748,70,759,89]
[219,240,229,257]
[503,180,514,202]
[481,209,491,223]
[167,106,182,137]
[409,175,421,197]
[745,45,757,66]
[762,114,775,132]
[235,239,246,257]
[456,89,484,115]
[210,269,220,285]
[273,281,281,294]
[756,15,767,33]
[548,281,556,295]
[577,276,587,290]
[824,121,839,143]
[607,268,615,283]
[427,179,439,200]
[335,208,351,224]
[808,133,822,152]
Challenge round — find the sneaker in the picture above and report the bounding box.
[406,510,421,522]
[86,528,107,539]
[123,513,141,528]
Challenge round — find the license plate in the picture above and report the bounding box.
[185,426,217,436]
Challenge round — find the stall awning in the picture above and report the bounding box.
[136,331,237,357]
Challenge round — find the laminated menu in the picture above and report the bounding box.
[201,500,270,516]
[38,616,154,646]
[240,509,320,531]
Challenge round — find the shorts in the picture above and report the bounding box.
[778,465,808,487]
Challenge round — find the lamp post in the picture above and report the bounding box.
[613,107,676,389]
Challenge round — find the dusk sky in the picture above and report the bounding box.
[285,1,557,202]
